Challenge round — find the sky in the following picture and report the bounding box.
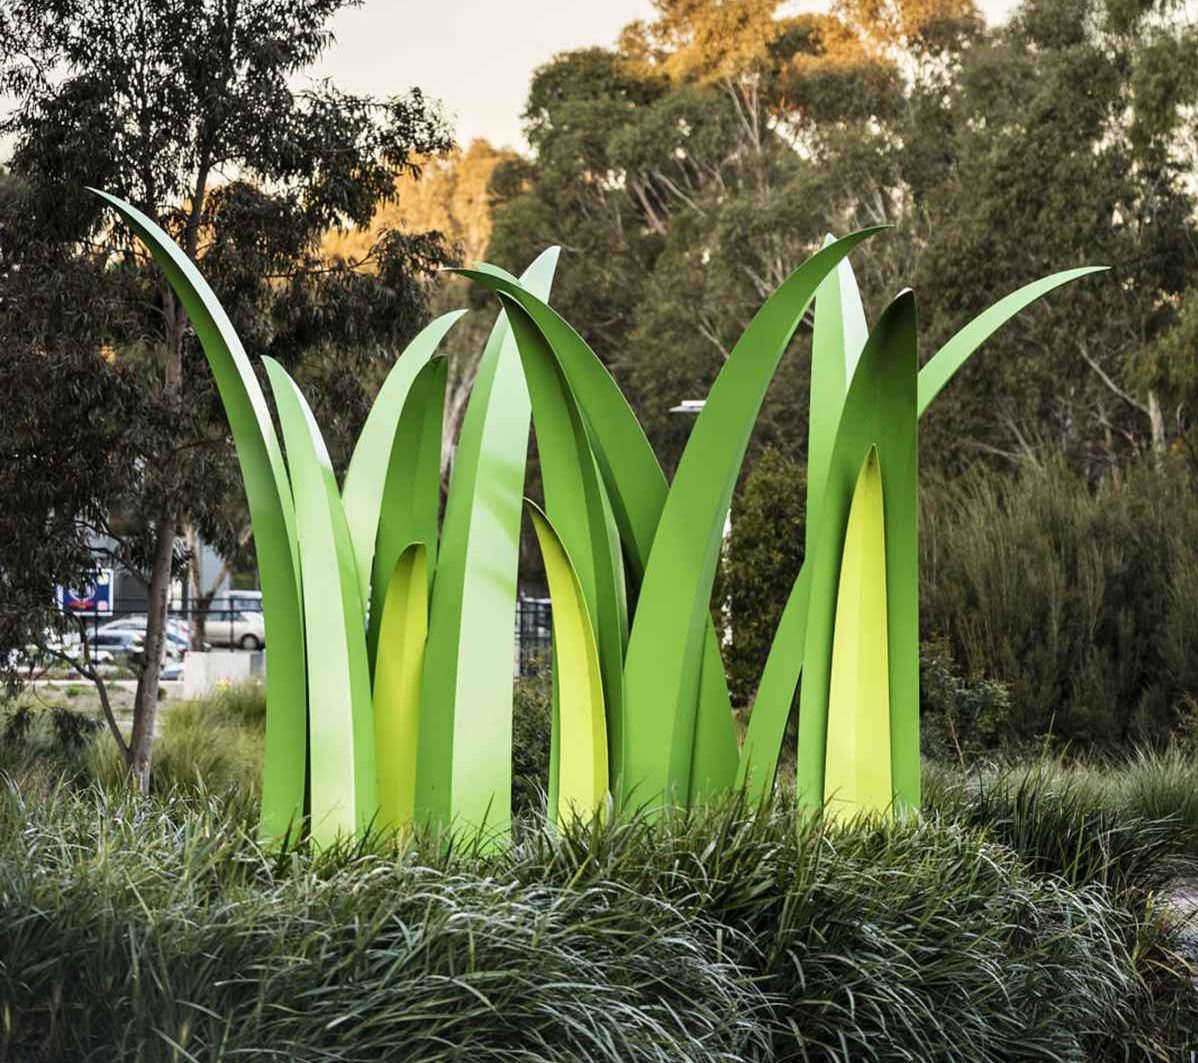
[313,0,1021,152]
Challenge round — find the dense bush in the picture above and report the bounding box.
[719,447,806,706]
[725,456,1198,755]
[921,459,1198,751]
[0,767,1193,1062]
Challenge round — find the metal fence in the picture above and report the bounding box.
[59,593,555,675]
[58,596,265,654]
[515,597,553,676]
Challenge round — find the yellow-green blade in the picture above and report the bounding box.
[372,542,429,833]
[823,447,892,818]
[797,290,917,813]
[527,502,609,827]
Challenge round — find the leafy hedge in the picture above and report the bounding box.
[0,770,1193,1061]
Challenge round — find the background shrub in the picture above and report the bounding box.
[921,458,1198,751]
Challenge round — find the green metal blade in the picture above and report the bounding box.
[917,267,1107,415]
[372,541,429,832]
[343,311,465,613]
[416,248,559,839]
[527,502,609,828]
[91,190,307,842]
[622,228,885,806]
[807,235,869,558]
[365,356,447,672]
[265,358,375,844]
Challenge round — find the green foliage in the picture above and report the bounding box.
[0,775,1192,1061]
[919,638,1013,761]
[930,762,1192,901]
[921,459,1198,750]
[0,698,100,782]
[511,675,553,815]
[718,447,806,705]
[86,684,265,799]
[0,0,453,766]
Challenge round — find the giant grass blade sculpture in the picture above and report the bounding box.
[96,189,1103,840]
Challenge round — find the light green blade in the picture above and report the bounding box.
[365,356,447,672]
[91,190,307,842]
[264,358,375,844]
[454,267,738,805]
[736,564,811,801]
[343,311,465,612]
[797,290,917,813]
[416,248,559,839]
[807,235,869,558]
[742,266,1105,802]
[917,267,1107,415]
[621,228,886,806]
[372,541,429,833]
[499,295,628,786]
[527,502,609,828]
[823,446,892,818]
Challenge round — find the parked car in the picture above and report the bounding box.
[204,609,266,651]
[85,629,145,664]
[225,590,262,614]
[97,617,188,660]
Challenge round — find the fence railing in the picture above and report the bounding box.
[57,594,555,677]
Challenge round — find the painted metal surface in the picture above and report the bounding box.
[91,191,308,842]
[265,358,375,843]
[823,447,893,817]
[364,356,446,672]
[415,249,559,839]
[342,312,464,618]
[100,181,1107,836]
[527,503,609,827]
[372,542,429,832]
[502,298,628,785]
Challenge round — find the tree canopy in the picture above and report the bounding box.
[0,0,453,784]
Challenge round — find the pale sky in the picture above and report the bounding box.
[312,0,1020,151]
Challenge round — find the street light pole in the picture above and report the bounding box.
[670,399,733,646]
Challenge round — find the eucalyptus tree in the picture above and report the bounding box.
[0,0,452,789]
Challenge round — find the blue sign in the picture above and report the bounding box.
[59,569,114,614]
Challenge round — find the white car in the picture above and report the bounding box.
[205,609,266,651]
[97,616,188,660]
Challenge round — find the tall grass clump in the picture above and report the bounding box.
[498,801,1197,1061]
[1,779,1192,1062]
[87,681,266,799]
[0,782,764,1062]
[929,763,1193,902]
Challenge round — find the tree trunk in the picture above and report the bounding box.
[126,274,187,792]
[129,509,174,792]
[1148,389,1166,459]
